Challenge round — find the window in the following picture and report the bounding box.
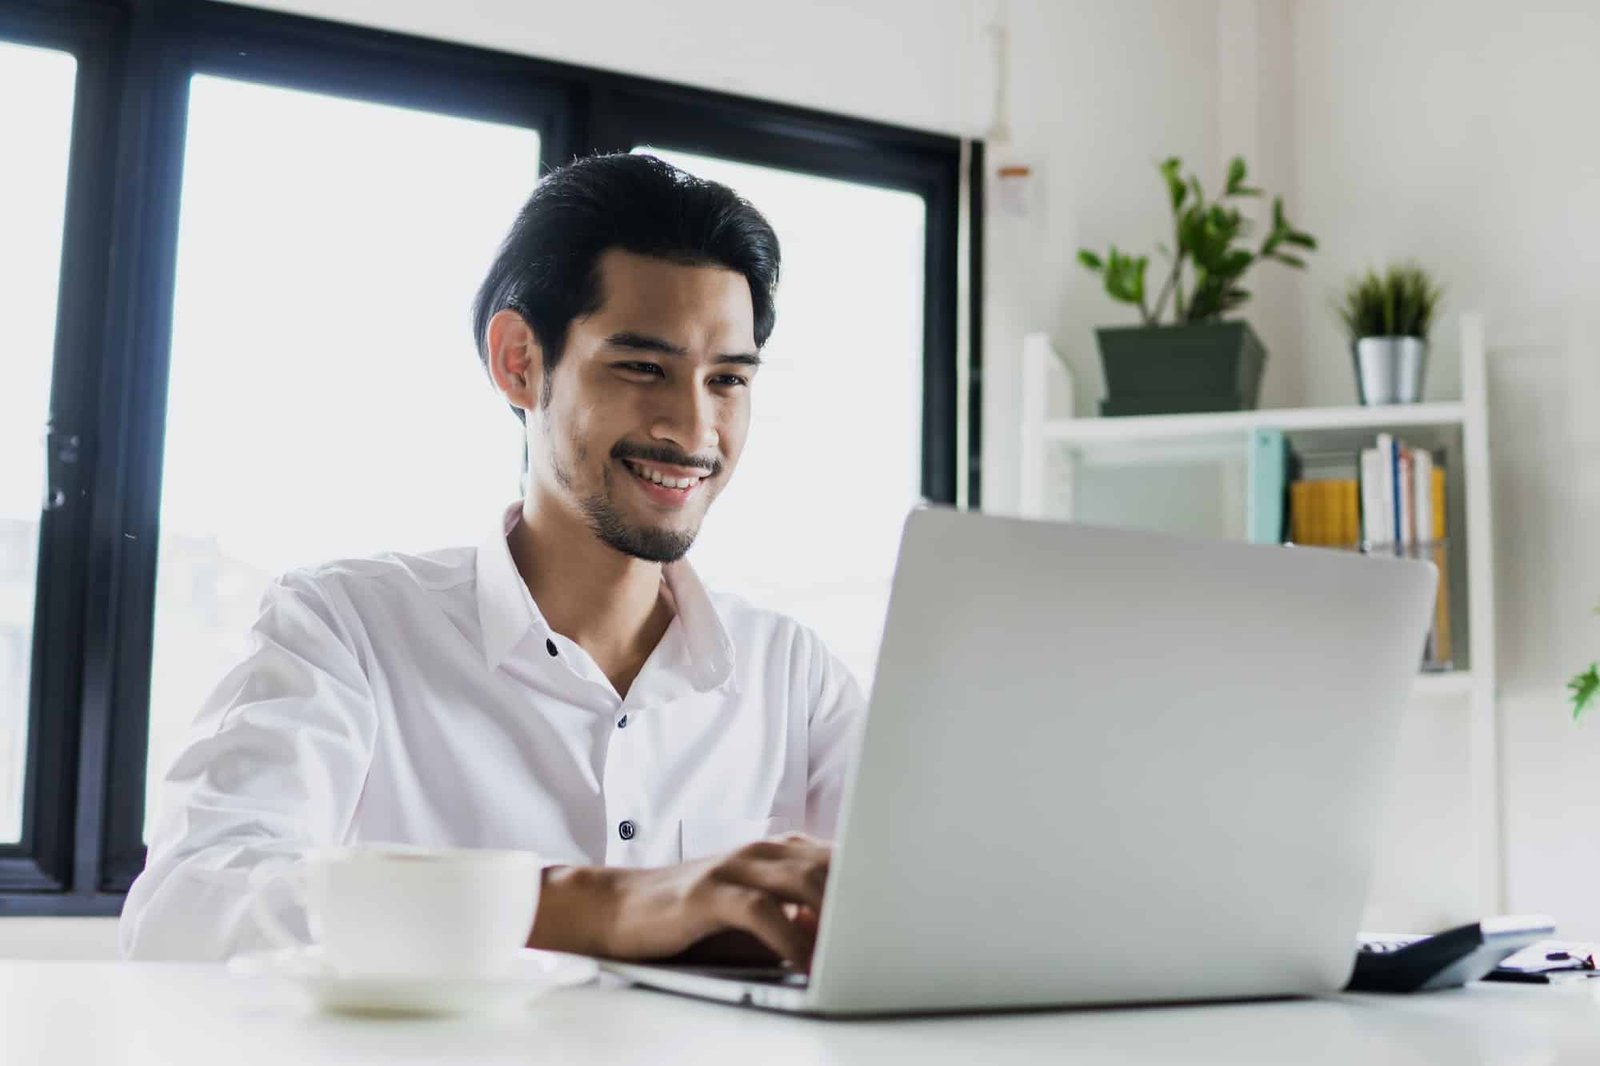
[0,41,77,845]
[644,150,927,687]
[1,1,971,911]
[143,76,538,839]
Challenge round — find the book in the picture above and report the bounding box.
[1399,445,1416,548]
[1286,476,1359,547]
[1359,448,1384,546]
[1336,480,1360,548]
[1430,465,1453,665]
[1289,480,1313,544]
[1375,433,1398,547]
[1247,429,1288,545]
[1413,448,1435,547]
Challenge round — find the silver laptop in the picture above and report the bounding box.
[604,506,1438,1016]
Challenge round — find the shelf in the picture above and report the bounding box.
[1411,671,1475,698]
[1041,401,1469,447]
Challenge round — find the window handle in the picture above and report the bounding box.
[43,419,79,512]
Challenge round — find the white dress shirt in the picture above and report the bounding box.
[120,500,866,961]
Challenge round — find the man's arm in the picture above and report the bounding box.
[120,570,379,960]
[126,578,846,967]
[804,635,868,839]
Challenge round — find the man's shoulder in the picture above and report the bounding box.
[273,543,478,610]
[704,588,834,663]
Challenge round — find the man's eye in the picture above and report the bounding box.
[713,375,749,388]
[621,362,664,377]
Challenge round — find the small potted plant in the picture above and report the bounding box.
[1077,156,1316,416]
[1334,262,1445,405]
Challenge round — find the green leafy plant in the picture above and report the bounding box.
[1077,156,1316,326]
[1572,603,1599,721]
[1335,262,1445,341]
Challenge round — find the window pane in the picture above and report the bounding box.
[146,75,540,838]
[639,149,926,690]
[0,42,77,844]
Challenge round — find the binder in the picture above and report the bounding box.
[1247,429,1288,545]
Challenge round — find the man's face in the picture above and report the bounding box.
[530,248,760,562]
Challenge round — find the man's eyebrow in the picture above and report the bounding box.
[604,331,762,367]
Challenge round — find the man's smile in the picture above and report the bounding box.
[622,458,709,507]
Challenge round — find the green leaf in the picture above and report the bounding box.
[1225,156,1247,194]
[1285,231,1317,249]
[1160,157,1186,213]
[1572,664,1600,721]
[1272,252,1307,269]
[1078,249,1105,271]
[1220,248,1254,277]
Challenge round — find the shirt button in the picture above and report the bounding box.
[618,820,636,841]
[545,638,557,657]
[617,714,629,729]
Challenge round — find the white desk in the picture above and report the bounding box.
[7,961,1600,1065]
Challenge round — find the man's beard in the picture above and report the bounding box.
[545,418,706,563]
[581,464,698,563]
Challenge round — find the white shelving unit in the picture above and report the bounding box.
[1019,314,1501,916]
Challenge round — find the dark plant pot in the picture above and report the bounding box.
[1094,321,1267,416]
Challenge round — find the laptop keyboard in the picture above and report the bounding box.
[664,965,810,987]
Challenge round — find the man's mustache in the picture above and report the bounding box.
[612,443,720,477]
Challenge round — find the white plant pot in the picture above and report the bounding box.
[1353,336,1428,405]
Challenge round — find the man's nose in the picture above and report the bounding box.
[651,377,718,456]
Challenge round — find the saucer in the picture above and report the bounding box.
[228,945,598,1015]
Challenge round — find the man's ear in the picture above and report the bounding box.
[486,308,543,415]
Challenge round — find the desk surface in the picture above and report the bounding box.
[8,960,1600,1065]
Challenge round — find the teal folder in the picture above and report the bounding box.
[1246,428,1288,545]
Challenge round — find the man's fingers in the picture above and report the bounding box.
[744,834,830,863]
[718,854,828,910]
[714,886,815,966]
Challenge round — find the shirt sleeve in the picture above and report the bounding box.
[118,569,378,962]
[803,634,868,840]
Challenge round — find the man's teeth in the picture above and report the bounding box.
[628,461,701,490]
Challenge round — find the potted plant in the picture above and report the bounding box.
[1335,263,1445,405]
[1077,156,1316,416]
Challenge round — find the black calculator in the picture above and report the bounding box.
[1346,915,1555,992]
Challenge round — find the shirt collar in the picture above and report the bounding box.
[475,501,736,694]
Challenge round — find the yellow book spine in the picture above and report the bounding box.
[1430,467,1452,662]
[1290,481,1312,544]
[1339,480,1360,549]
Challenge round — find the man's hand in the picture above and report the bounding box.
[527,833,830,969]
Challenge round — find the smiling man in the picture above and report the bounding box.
[121,153,865,969]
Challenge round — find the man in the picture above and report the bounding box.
[120,153,865,969]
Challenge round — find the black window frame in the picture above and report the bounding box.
[0,0,980,915]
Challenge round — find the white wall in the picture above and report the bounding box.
[1292,0,1600,933]
[981,0,1223,508]
[226,0,977,136]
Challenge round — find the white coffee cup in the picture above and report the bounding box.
[248,844,542,979]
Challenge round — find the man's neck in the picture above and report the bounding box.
[507,495,674,689]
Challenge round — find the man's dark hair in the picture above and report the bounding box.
[472,152,781,422]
